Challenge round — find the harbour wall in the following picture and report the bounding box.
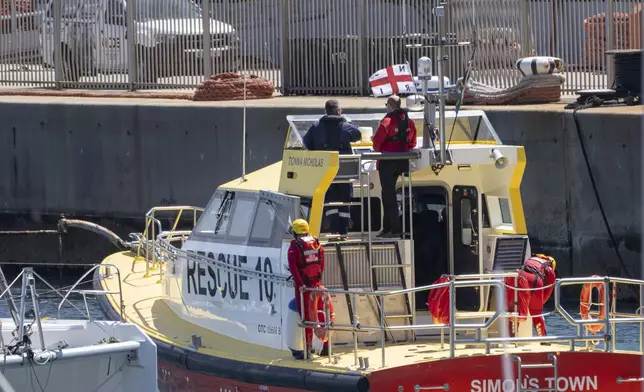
[0,98,640,286]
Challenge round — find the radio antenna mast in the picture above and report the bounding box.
[241,46,247,182]
[408,0,473,171]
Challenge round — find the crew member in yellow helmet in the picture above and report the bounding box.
[287,219,328,358]
[504,253,557,337]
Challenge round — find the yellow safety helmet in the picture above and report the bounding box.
[535,253,556,271]
[291,219,309,235]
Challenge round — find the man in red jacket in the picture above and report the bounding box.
[505,254,557,337]
[372,95,417,238]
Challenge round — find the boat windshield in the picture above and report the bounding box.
[284,125,308,150]
[285,111,501,146]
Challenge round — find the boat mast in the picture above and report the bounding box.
[416,0,473,167]
[436,2,447,165]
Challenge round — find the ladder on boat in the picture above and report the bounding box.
[323,154,416,343]
[513,354,559,392]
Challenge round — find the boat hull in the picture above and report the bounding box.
[158,359,306,392]
[154,349,643,392]
[368,350,643,392]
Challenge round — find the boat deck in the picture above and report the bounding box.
[100,251,573,374]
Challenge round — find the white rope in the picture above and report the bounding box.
[502,281,556,291]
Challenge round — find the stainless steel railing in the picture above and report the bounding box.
[300,275,644,368]
[0,263,125,352]
[135,206,203,282]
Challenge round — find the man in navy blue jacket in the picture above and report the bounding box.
[303,100,361,236]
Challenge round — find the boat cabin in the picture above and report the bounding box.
[169,110,534,352]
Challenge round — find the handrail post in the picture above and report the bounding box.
[352,292,358,366]
[359,156,365,241]
[449,277,455,358]
[604,277,610,352]
[151,211,157,270]
[380,295,386,368]
[611,281,617,352]
[144,217,152,278]
[640,283,643,354]
[300,286,307,360]
[325,292,333,362]
[513,275,518,336]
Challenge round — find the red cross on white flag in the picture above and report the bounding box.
[369,64,415,97]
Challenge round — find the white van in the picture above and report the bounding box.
[40,0,240,83]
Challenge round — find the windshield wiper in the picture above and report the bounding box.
[264,200,292,235]
[214,191,234,234]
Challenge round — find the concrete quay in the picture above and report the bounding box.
[0,94,640,289]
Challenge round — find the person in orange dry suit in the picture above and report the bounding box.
[505,254,557,337]
[287,219,331,358]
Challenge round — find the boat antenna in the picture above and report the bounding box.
[411,0,475,175]
[241,45,247,182]
[445,2,478,152]
[435,0,447,166]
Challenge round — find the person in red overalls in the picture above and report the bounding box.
[287,218,329,358]
[505,254,557,337]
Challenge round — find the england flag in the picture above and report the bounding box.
[369,64,415,97]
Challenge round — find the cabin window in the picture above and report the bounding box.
[460,198,472,229]
[250,201,275,241]
[300,197,312,220]
[460,198,473,246]
[228,198,256,238]
[481,193,491,228]
[194,194,223,235]
[499,198,512,224]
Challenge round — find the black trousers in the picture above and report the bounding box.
[324,183,352,234]
[378,160,409,234]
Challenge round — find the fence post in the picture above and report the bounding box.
[606,0,615,88]
[280,0,290,95]
[10,0,17,63]
[360,0,368,95]
[126,0,137,91]
[202,0,212,79]
[53,0,62,89]
[520,0,531,58]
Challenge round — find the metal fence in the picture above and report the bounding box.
[0,0,641,94]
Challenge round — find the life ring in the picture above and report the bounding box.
[579,277,606,333]
[308,286,336,342]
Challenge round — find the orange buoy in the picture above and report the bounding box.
[579,277,606,334]
[308,286,336,342]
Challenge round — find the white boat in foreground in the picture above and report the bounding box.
[0,265,158,392]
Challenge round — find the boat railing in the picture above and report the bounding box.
[330,152,418,244]
[135,206,203,280]
[302,275,644,368]
[0,263,125,352]
[555,276,644,353]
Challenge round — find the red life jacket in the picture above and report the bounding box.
[521,256,553,288]
[292,236,323,285]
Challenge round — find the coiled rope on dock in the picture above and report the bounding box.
[446,73,566,105]
[193,73,275,101]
